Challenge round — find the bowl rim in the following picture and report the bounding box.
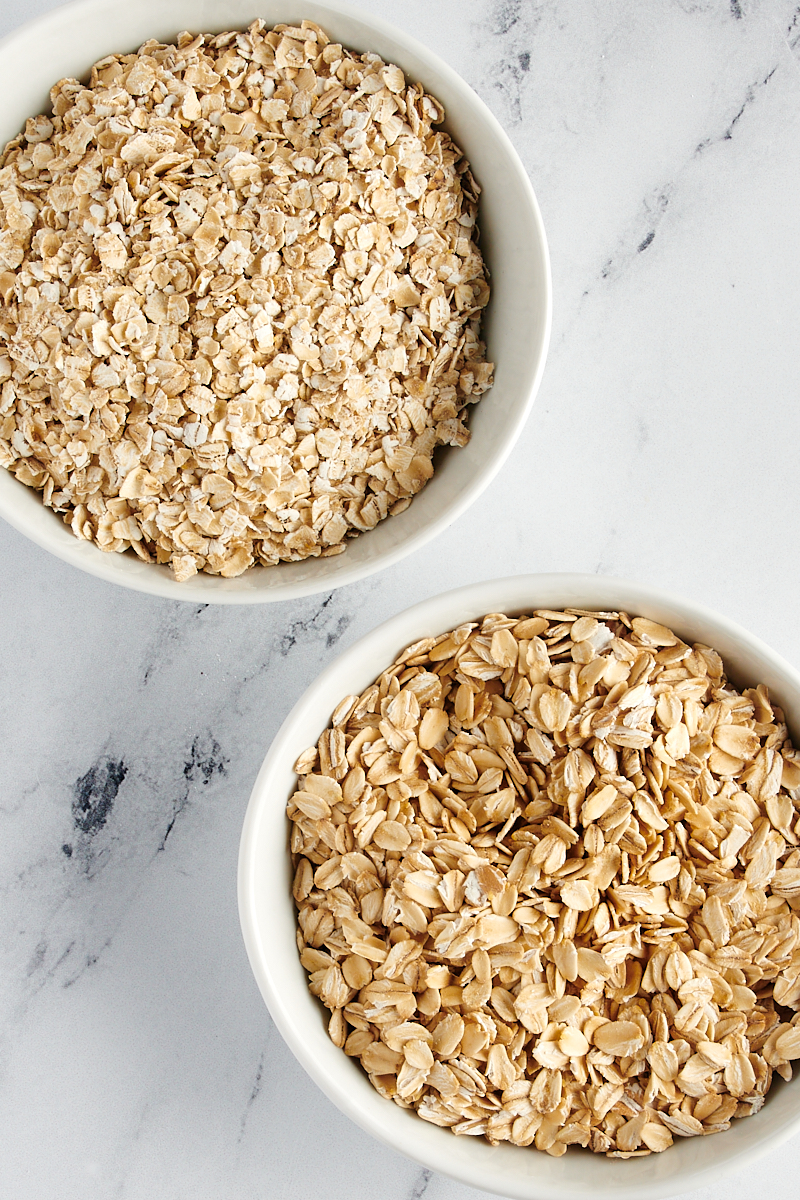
[0,0,552,603]
[238,571,800,1199]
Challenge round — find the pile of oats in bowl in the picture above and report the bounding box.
[0,20,492,581]
[289,608,800,1158]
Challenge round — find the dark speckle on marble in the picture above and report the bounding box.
[183,735,227,786]
[731,0,743,18]
[238,1051,266,1144]
[62,939,110,990]
[277,592,354,656]
[474,0,541,124]
[789,9,800,48]
[491,59,527,122]
[72,758,127,835]
[410,1168,433,1199]
[492,0,521,36]
[160,734,228,850]
[598,189,670,284]
[326,614,352,649]
[279,592,333,654]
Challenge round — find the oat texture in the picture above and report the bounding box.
[0,20,492,580]
[289,609,800,1157]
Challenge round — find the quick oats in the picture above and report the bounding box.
[289,609,800,1158]
[0,20,492,580]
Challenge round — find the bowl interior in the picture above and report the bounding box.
[0,0,550,602]
[238,573,800,1200]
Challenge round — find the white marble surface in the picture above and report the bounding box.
[1,0,800,1197]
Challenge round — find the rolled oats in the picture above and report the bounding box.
[289,609,800,1158]
[0,21,492,578]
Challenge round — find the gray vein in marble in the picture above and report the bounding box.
[0,581,367,1049]
[462,0,799,321]
[278,590,337,655]
[696,65,778,154]
[409,1167,433,1199]
[3,729,230,1024]
[61,934,111,989]
[491,0,523,37]
[138,601,216,687]
[595,52,783,287]
[470,0,543,124]
[237,1049,266,1145]
[788,7,800,48]
[590,49,785,296]
[159,734,228,852]
[599,186,673,284]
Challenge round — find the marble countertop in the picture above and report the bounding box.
[2,0,800,1197]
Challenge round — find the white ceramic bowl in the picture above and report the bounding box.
[0,0,550,603]
[238,573,800,1200]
